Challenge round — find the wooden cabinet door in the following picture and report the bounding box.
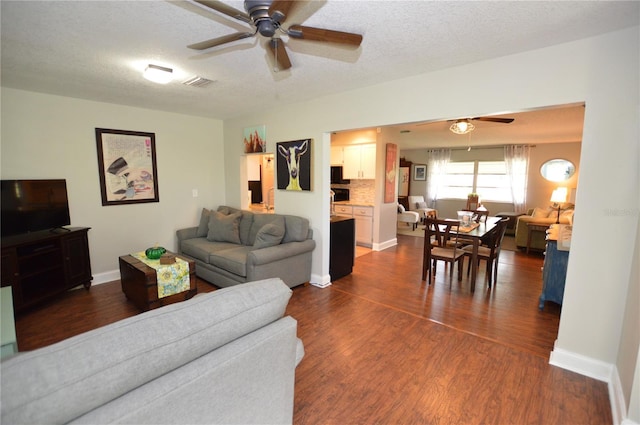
[61,230,93,288]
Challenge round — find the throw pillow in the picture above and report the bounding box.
[398,203,406,213]
[196,208,212,237]
[531,207,550,218]
[253,223,285,249]
[207,211,241,244]
[416,201,428,209]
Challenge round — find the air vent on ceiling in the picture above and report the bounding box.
[182,76,215,88]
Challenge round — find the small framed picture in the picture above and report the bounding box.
[413,164,426,181]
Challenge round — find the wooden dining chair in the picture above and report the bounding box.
[422,218,465,285]
[462,217,510,287]
[462,209,489,223]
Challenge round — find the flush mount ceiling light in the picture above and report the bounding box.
[449,119,475,135]
[143,64,173,84]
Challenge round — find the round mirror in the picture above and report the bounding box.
[540,158,576,182]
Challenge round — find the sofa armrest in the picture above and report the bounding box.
[248,240,316,266]
[177,227,199,243]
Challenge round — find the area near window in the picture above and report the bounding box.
[439,160,512,202]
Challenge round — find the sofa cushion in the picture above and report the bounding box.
[531,207,551,218]
[282,215,310,243]
[181,238,239,262]
[219,206,254,245]
[248,215,285,246]
[254,223,286,249]
[207,211,242,244]
[196,208,212,237]
[209,246,254,277]
[0,278,293,425]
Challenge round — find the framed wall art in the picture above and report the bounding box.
[413,164,427,181]
[95,128,159,206]
[243,124,266,154]
[384,143,397,203]
[276,139,311,191]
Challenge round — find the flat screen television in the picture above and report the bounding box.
[1,179,71,238]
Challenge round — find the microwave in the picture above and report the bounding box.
[330,166,350,184]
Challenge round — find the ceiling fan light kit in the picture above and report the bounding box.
[143,64,173,84]
[189,0,363,71]
[450,119,475,135]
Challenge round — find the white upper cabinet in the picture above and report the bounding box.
[330,146,344,166]
[342,144,376,179]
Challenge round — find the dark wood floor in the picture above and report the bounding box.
[13,234,611,424]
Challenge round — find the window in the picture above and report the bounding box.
[439,160,512,202]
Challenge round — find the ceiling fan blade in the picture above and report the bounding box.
[193,0,251,23]
[269,0,298,24]
[268,38,292,70]
[287,25,363,46]
[472,117,515,124]
[188,31,255,50]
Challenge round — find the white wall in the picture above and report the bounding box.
[528,142,581,209]
[222,26,639,419]
[0,88,224,282]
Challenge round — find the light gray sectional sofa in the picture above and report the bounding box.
[1,278,304,424]
[177,206,316,288]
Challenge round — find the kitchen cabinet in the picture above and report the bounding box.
[330,146,344,165]
[334,204,373,247]
[353,206,373,246]
[334,204,353,217]
[343,144,376,179]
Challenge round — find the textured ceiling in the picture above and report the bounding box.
[1,1,638,148]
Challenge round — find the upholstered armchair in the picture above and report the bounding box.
[407,195,437,222]
[397,203,420,230]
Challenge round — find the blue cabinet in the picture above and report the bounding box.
[539,240,569,310]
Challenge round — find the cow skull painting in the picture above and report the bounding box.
[276,139,312,191]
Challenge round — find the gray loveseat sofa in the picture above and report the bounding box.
[1,278,304,424]
[177,206,315,288]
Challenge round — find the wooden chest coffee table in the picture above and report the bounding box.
[119,252,196,311]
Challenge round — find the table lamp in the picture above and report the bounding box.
[550,187,568,224]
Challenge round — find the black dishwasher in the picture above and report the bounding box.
[329,216,355,281]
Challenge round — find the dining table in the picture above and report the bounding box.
[452,216,501,292]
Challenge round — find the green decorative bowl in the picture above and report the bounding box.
[145,246,166,260]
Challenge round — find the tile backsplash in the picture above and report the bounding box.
[332,179,375,204]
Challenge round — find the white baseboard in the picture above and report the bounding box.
[310,273,332,288]
[549,346,613,382]
[91,269,120,286]
[610,365,628,425]
[550,346,636,425]
[374,238,397,251]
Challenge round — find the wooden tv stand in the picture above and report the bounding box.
[1,227,92,313]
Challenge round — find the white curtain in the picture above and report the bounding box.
[426,149,451,208]
[504,145,530,213]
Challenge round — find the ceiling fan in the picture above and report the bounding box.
[187,0,363,71]
[448,116,515,134]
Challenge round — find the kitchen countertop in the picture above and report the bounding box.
[334,201,374,207]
